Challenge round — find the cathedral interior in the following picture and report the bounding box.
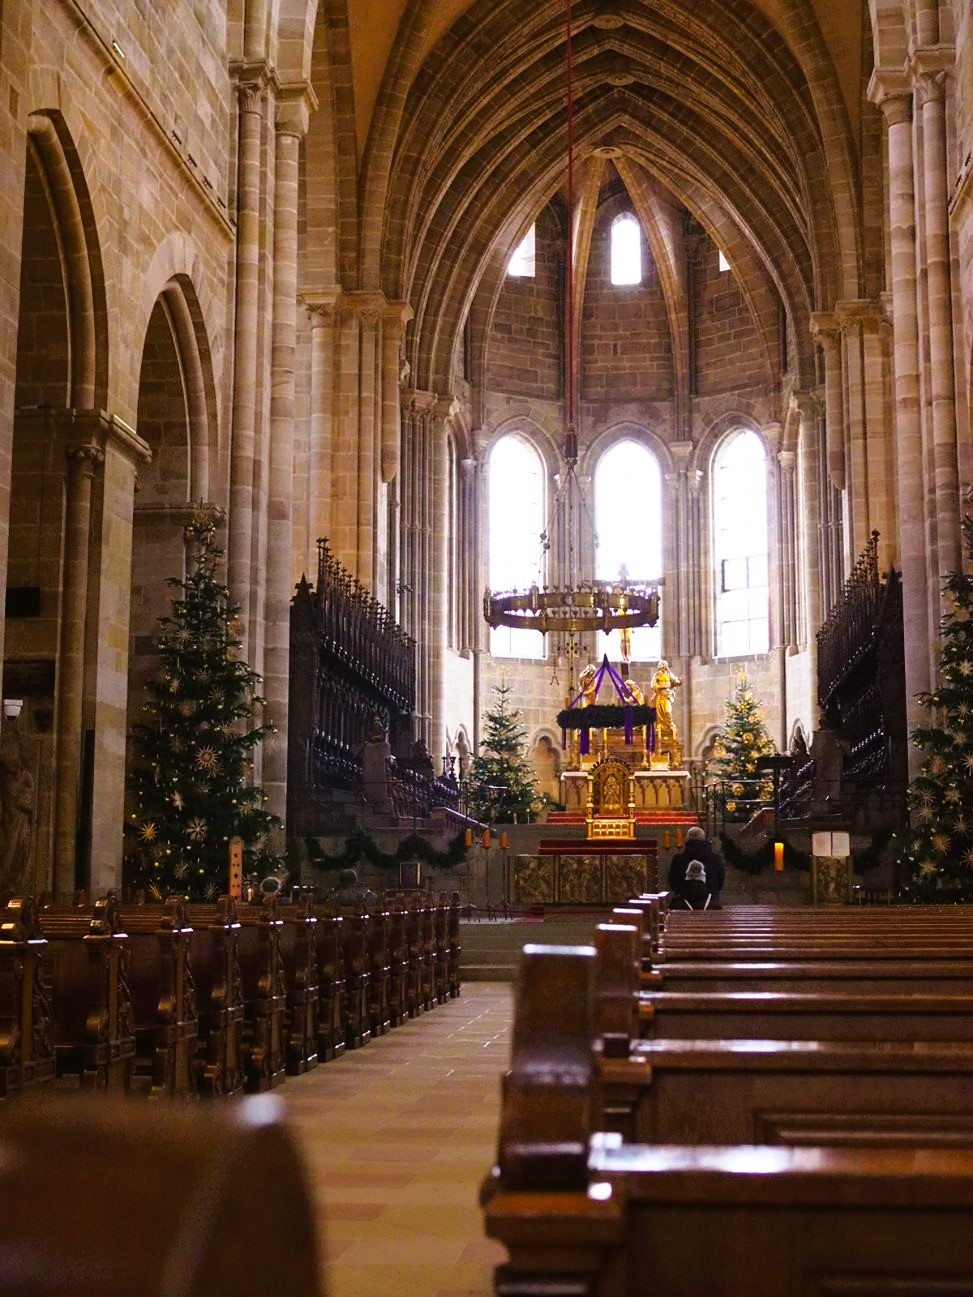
[0,0,970,894]
[4,5,973,1294]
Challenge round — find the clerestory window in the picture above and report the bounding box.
[507,224,536,278]
[488,433,546,659]
[610,213,642,286]
[713,429,770,656]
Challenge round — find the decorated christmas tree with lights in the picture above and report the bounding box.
[897,517,973,902]
[125,516,280,900]
[707,673,776,820]
[470,681,540,823]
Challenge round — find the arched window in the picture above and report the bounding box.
[594,439,662,662]
[712,429,769,656]
[489,433,546,659]
[610,213,641,286]
[507,224,536,278]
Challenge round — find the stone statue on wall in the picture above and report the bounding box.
[0,727,35,895]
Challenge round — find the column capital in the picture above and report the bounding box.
[664,472,681,498]
[276,81,317,138]
[668,439,694,472]
[301,288,343,323]
[65,443,105,475]
[382,300,414,336]
[778,448,797,476]
[686,468,704,498]
[866,69,913,125]
[763,420,784,453]
[232,61,271,111]
[789,389,820,425]
[907,46,953,105]
[460,456,478,478]
[809,311,839,351]
[834,298,885,335]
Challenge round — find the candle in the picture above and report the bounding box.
[774,841,785,872]
[500,831,509,850]
[464,828,473,848]
[663,830,671,849]
[482,828,492,849]
[676,829,684,847]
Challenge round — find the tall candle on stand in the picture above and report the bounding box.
[774,841,785,872]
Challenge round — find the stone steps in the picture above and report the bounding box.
[460,915,604,981]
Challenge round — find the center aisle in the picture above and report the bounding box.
[281,983,512,1297]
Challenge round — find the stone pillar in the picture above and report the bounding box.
[227,69,267,647]
[793,393,824,655]
[460,456,477,655]
[869,76,933,762]
[809,313,846,493]
[777,448,798,650]
[429,400,455,761]
[263,87,311,829]
[304,296,337,572]
[358,302,382,594]
[913,54,962,580]
[53,442,103,896]
[665,442,693,659]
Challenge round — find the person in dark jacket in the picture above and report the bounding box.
[668,826,725,909]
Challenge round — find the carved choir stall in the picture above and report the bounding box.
[288,540,458,835]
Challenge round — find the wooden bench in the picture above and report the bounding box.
[273,897,320,1074]
[312,904,347,1060]
[120,897,199,1099]
[39,894,135,1091]
[183,898,246,1097]
[483,944,973,1297]
[0,895,55,1096]
[234,898,287,1091]
[0,1095,323,1295]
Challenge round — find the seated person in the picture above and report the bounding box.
[667,825,724,909]
[328,866,378,909]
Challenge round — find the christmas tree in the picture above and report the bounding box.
[469,681,540,823]
[897,517,973,902]
[125,516,281,901]
[707,673,776,820]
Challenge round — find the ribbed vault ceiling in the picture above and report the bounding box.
[332,0,869,393]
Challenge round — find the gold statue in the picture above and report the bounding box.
[650,659,682,748]
[578,663,598,708]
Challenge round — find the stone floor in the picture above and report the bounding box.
[281,983,512,1297]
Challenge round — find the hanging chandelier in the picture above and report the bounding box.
[483,0,660,644]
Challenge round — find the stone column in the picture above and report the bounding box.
[227,69,267,647]
[913,55,962,580]
[869,76,933,759]
[357,301,382,594]
[665,441,693,659]
[429,400,455,761]
[263,87,311,828]
[303,295,337,574]
[793,393,824,653]
[53,442,103,896]
[809,313,846,493]
[380,304,411,609]
[460,457,477,655]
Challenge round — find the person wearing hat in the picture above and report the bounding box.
[667,825,725,910]
[329,866,377,909]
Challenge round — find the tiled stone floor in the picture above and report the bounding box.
[281,983,512,1297]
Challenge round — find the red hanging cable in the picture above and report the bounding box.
[564,0,576,463]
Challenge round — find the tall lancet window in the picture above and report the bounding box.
[610,213,642,285]
[489,434,546,659]
[713,429,770,656]
[595,439,662,662]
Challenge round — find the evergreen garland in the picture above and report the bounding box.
[305,828,469,872]
[707,674,776,820]
[125,516,280,901]
[897,516,973,902]
[556,704,656,730]
[469,681,541,823]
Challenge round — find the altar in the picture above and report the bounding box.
[505,839,659,906]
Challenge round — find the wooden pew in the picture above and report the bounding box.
[365,902,392,1039]
[656,957,973,994]
[446,890,461,998]
[39,894,135,1091]
[0,895,55,1096]
[312,904,347,1060]
[234,898,287,1091]
[121,897,199,1099]
[273,896,320,1074]
[333,903,372,1049]
[483,944,973,1297]
[0,1095,323,1296]
[183,898,246,1097]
